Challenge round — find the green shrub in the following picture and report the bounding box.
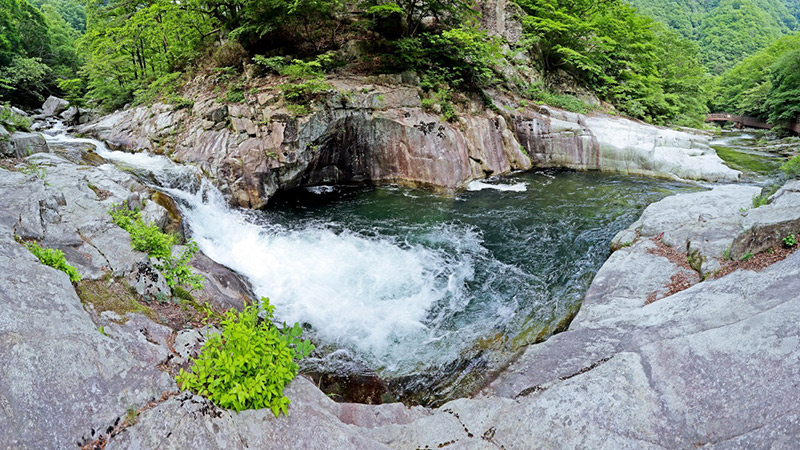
[524,83,593,114]
[176,299,315,416]
[130,222,175,259]
[132,72,184,106]
[110,204,203,290]
[752,194,769,208]
[157,241,205,291]
[26,241,81,282]
[225,88,245,103]
[783,234,797,248]
[780,155,800,177]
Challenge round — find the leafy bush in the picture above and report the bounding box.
[783,234,797,248]
[26,241,81,282]
[132,72,184,106]
[780,155,800,177]
[157,241,205,290]
[225,88,245,103]
[110,204,203,290]
[111,206,174,258]
[176,299,315,416]
[752,194,770,208]
[524,83,592,114]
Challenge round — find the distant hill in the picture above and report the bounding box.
[628,0,798,73]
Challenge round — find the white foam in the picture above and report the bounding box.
[467,180,527,192]
[165,182,481,371]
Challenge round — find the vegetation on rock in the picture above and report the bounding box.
[25,240,81,282]
[177,299,315,416]
[110,204,204,291]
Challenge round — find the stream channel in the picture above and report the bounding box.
[45,126,782,406]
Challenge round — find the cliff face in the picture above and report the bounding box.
[80,76,739,209]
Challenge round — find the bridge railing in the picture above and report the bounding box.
[706,113,742,122]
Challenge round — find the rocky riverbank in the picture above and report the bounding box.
[1,110,799,447]
[77,79,740,209]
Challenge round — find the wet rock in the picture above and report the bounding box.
[42,95,70,117]
[189,251,255,311]
[59,105,80,125]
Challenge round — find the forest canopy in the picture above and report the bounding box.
[0,0,793,127]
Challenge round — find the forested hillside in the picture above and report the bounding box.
[0,0,796,128]
[628,0,798,73]
[0,0,81,107]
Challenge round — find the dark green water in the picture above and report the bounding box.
[262,170,698,403]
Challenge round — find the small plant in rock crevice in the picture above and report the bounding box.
[109,204,204,291]
[25,241,81,282]
[782,233,797,248]
[176,299,315,416]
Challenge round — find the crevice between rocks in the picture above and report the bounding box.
[514,356,612,399]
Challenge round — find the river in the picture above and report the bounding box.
[46,125,712,404]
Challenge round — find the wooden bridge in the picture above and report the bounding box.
[706,113,800,134]
[706,113,773,130]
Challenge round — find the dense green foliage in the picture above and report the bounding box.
[629,0,797,74]
[176,300,315,415]
[0,0,793,127]
[516,0,710,124]
[780,154,800,177]
[713,34,800,124]
[25,241,81,282]
[110,205,204,291]
[0,0,81,106]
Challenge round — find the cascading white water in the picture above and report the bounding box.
[163,181,497,372]
[43,125,507,374]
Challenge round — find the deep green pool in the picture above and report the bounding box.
[258,170,699,403]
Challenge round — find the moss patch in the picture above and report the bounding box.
[714,146,781,175]
[76,277,156,323]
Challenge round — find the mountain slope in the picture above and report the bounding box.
[628,0,797,73]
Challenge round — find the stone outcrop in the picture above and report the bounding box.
[612,181,800,275]
[0,131,49,158]
[79,76,739,209]
[730,179,800,258]
[42,95,70,117]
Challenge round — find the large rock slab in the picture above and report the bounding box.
[6,131,49,158]
[0,233,176,449]
[611,184,761,275]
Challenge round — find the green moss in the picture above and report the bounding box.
[75,277,155,323]
[714,146,781,175]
